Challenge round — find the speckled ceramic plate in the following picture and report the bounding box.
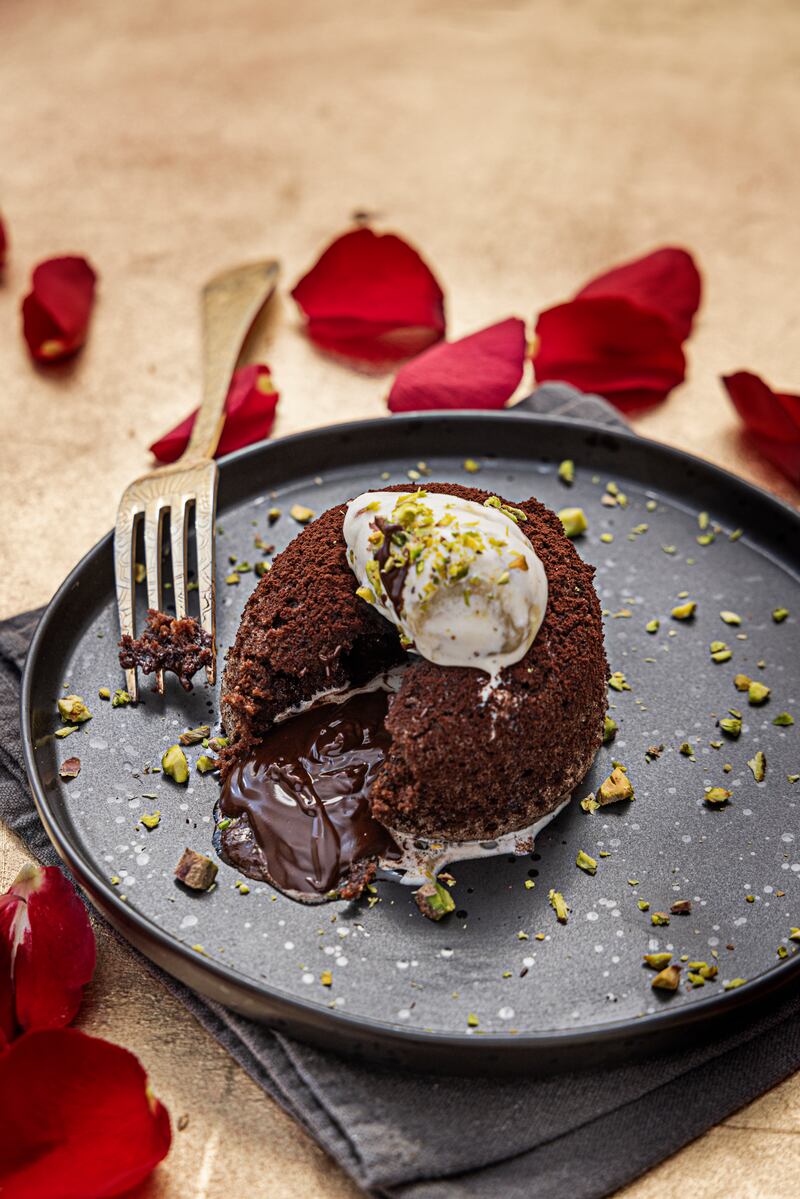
[22,413,800,1074]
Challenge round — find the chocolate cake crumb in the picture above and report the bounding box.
[119,609,212,691]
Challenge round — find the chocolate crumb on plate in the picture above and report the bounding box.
[119,609,212,691]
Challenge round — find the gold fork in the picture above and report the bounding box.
[114,259,280,701]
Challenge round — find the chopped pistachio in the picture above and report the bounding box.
[748,680,770,705]
[484,496,527,523]
[414,881,455,921]
[59,756,81,779]
[729,527,743,541]
[643,953,672,970]
[789,775,800,784]
[175,847,218,891]
[235,881,250,895]
[608,671,630,692]
[267,506,281,524]
[627,878,639,886]
[463,458,481,473]
[670,601,696,621]
[524,879,535,890]
[161,744,189,784]
[772,607,789,623]
[789,929,800,943]
[112,688,132,708]
[196,755,219,774]
[698,511,709,530]
[355,585,376,605]
[600,532,614,544]
[747,751,766,782]
[688,972,706,987]
[710,641,727,654]
[54,726,78,739]
[216,818,232,832]
[580,794,600,814]
[602,715,617,744]
[548,889,569,923]
[576,850,598,876]
[255,560,271,577]
[711,648,732,663]
[679,742,695,757]
[320,970,333,987]
[290,504,315,524]
[734,673,752,691]
[671,899,692,915]
[645,619,660,634]
[777,945,789,960]
[557,507,587,539]
[557,459,575,486]
[773,712,794,726]
[140,812,161,830]
[57,695,92,724]
[651,912,670,926]
[208,736,229,752]
[644,498,657,511]
[179,725,211,746]
[719,717,742,739]
[652,964,681,992]
[723,978,747,990]
[696,532,715,546]
[720,611,741,626]
[225,572,240,585]
[597,767,634,805]
[637,899,650,911]
[467,1013,479,1028]
[98,686,111,700]
[705,786,732,807]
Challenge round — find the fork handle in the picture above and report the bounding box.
[182,259,280,462]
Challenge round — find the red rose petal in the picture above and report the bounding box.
[22,256,97,363]
[0,864,95,1036]
[722,371,800,484]
[533,297,687,410]
[150,364,279,464]
[533,247,701,411]
[577,247,701,342]
[291,227,446,362]
[0,1028,171,1199]
[387,318,527,413]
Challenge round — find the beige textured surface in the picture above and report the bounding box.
[1,0,799,1195]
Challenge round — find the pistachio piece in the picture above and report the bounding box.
[179,725,211,746]
[670,601,696,621]
[608,671,630,692]
[557,507,587,539]
[463,458,481,473]
[320,970,333,987]
[268,506,281,524]
[597,767,634,805]
[59,757,81,779]
[747,751,766,782]
[723,978,747,990]
[289,504,315,524]
[772,607,789,623]
[600,533,614,544]
[57,695,92,724]
[679,742,695,757]
[576,850,598,876]
[208,736,229,751]
[651,965,681,992]
[646,499,657,512]
[651,912,670,926]
[645,619,660,634]
[711,649,732,663]
[557,459,575,486]
[720,611,741,625]
[789,929,800,943]
[687,972,705,987]
[255,560,271,577]
[196,755,219,774]
[414,880,456,921]
[548,889,569,924]
[719,716,742,739]
[580,794,600,814]
[671,899,692,915]
[140,812,161,830]
[643,953,672,970]
[467,1012,479,1028]
[773,712,794,726]
[98,687,111,700]
[748,680,770,705]
[602,715,617,744]
[162,744,189,784]
[637,899,650,911]
[112,688,133,707]
[54,726,78,739]
[705,786,732,807]
[734,673,752,692]
[225,572,240,585]
[174,847,218,891]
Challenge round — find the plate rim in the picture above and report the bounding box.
[20,410,800,1066]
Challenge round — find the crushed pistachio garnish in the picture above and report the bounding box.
[645,744,664,762]
[645,619,660,634]
[789,929,800,943]
[140,812,161,830]
[748,680,770,706]
[196,755,219,775]
[162,745,189,784]
[98,686,111,700]
[773,712,794,726]
[597,767,634,805]
[747,751,766,782]
[576,850,598,876]
[720,611,741,625]
[643,953,672,970]
[723,978,747,990]
[651,912,670,926]
[557,507,587,539]
[225,573,240,585]
[600,533,614,543]
[467,1013,479,1028]
[772,607,789,623]
[603,715,617,744]
[557,459,575,486]
[646,499,658,511]
[696,532,715,546]
[608,671,630,692]
[734,673,752,691]
[55,726,78,739]
[719,716,741,739]
[290,504,315,524]
[679,742,695,757]
[216,818,232,832]
[414,880,455,921]
[705,786,732,807]
[59,756,81,779]
[235,881,250,895]
[267,506,281,523]
[637,899,650,911]
[255,560,271,577]
[548,889,569,924]
[112,688,132,708]
[652,964,681,992]
[777,946,789,960]
[484,495,527,523]
[179,725,211,746]
[670,600,696,621]
[580,794,600,814]
[671,899,692,915]
[57,695,92,724]
[463,458,481,473]
[320,970,333,987]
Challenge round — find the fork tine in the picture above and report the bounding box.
[115,495,142,703]
[194,475,219,686]
[170,499,190,621]
[144,501,167,694]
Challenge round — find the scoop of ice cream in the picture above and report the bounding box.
[343,489,548,677]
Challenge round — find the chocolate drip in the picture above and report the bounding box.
[374,518,410,615]
[219,689,398,900]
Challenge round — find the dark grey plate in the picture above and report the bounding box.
[22,413,800,1074]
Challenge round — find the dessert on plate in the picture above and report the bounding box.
[217,482,608,907]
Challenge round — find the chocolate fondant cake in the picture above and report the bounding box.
[218,483,608,904]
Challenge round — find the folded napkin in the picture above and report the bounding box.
[2,386,799,1199]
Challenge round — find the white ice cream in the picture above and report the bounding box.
[343,489,547,680]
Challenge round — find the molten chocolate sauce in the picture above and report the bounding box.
[219,689,399,900]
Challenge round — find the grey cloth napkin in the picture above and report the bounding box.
[3,386,799,1199]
